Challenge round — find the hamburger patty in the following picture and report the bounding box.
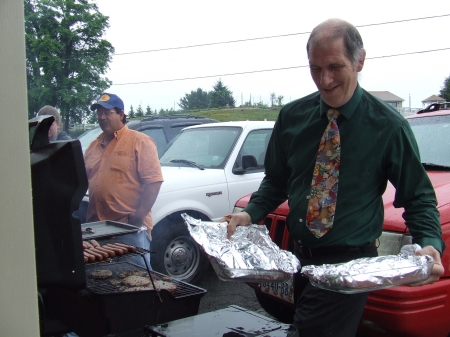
[121,275,151,287]
[89,269,113,279]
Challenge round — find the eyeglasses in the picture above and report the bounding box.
[96,109,115,117]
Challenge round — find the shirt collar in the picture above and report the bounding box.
[114,124,128,140]
[96,124,128,145]
[319,83,362,120]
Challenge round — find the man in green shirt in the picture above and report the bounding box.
[225,19,445,337]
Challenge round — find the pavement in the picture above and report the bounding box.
[196,264,273,317]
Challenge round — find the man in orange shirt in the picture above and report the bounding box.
[84,93,163,267]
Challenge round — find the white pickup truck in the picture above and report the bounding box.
[151,121,274,283]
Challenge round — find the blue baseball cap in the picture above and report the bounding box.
[90,93,124,111]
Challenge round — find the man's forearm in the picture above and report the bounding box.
[132,181,163,224]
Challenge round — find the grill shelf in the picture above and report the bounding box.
[81,220,140,240]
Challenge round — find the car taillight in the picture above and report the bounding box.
[377,231,412,256]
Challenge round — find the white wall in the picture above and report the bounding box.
[0,0,40,335]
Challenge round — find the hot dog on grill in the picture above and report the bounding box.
[90,239,101,248]
[108,243,129,254]
[103,244,124,256]
[95,246,116,257]
[84,251,96,263]
[89,247,109,259]
[84,241,94,249]
[87,249,104,261]
[114,242,137,253]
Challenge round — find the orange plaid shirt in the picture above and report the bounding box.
[84,125,163,233]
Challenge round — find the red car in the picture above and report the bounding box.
[234,110,450,337]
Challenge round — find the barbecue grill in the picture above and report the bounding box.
[30,116,206,337]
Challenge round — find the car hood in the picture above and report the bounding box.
[158,166,226,194]
[383,170,450,231]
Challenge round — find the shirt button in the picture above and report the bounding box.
[306,196,310,199]
[298,240,302,244]
[298,218,303,223]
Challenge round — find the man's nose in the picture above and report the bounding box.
[320,69,333,86]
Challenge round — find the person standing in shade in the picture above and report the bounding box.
[37,105,71,141]
[84,93,163,267]
[224,19,444,337]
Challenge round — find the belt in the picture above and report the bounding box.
[293,241,377,258]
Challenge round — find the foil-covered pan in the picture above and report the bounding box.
[301,253,434,293]
[182,213,300,282]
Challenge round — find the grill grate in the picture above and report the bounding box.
[85,261,206,298]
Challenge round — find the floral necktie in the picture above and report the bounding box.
[306,108,341,238]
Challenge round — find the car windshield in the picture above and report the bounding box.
[78,127,103,153]
[160,126,242,169]
[408,114,450,168]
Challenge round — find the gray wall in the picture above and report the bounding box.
[0,0,40,335]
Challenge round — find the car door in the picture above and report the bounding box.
[225,128,273,215]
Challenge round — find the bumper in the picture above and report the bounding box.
[360,278,450,337]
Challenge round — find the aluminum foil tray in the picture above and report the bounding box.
[182,213,300,283]
[81,221,140,240]
[301,254,434,293]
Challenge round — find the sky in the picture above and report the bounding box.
[95,0,450,112]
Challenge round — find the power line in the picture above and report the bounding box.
[30,14,450,65]
[113,14,450,56]
[113,47,450,86]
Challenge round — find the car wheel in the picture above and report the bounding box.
[254,290,295,324]
[151,215,209,285]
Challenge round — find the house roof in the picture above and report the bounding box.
[368,91,404,102]
[422,95,445,103]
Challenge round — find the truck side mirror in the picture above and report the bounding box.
[233,155,258,175]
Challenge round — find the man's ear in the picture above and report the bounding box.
[356,50,366,72]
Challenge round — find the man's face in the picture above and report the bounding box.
[48,121,58,140]
[308,38,364,108]
[97,106,124,135]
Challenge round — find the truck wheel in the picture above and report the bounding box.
[254,290,295,324]
[151,216,209,285]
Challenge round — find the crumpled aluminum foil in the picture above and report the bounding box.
[181,213,300,282]
[301,252,434,293]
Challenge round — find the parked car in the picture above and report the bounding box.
[416,101,450,114]
[78,120,275,284]
[233,110,450,337]
[150,120,274,283]
[77,114,218,156]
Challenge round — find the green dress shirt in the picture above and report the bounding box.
[244,84,444,254]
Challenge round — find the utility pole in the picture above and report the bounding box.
[409,94,411,114]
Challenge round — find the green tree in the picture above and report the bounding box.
[24,0,114,129]
[87,111,97,124]
[277,95,284,106]
[128,105,135,118]
[439,75,450,101]
[178,88,210,110]
[136,104,144,118]
[145,105,153,116]
[209,79,235,108]
[270,93,276,107]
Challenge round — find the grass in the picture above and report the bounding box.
[68,107,282,138]
[167,107,281,122]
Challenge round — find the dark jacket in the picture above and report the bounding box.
[56,131,71,140]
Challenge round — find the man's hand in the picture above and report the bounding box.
[409,245,444,286]
[220,212,252,239]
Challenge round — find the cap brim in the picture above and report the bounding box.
[90,102,115,111]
